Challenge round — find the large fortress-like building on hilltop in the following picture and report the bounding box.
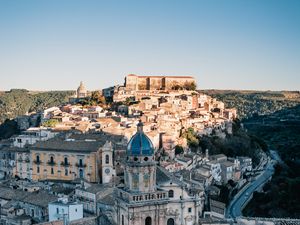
[125,74,196,91]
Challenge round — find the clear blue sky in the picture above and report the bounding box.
[0,0,299,91]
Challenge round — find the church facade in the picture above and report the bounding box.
[110,122,204,225]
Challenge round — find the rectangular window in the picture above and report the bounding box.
[65,169,68,176]
[56,208,59,214]
[37,166,40,174]
[188,207,192,213]
[51,168,54,174]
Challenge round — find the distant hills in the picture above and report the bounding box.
[202,90,300,119]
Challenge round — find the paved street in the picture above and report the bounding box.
[226,151,279,218]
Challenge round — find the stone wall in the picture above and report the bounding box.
[125,74,196,91]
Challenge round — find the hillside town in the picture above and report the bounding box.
[0,75,295,225]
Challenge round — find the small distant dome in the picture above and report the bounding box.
[77,81,87,98]
[127,121,154,156]
[77,81,86,92]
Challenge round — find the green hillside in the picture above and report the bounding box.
[0,89,74,124]
[201,90,300,119]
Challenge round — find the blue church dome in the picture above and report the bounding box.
[127,121,154,156]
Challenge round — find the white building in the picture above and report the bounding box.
[12,128,57,148]
[237,156,252,173]
[41,107,61,122]
[203,161,222,183]
[48,197,83,223]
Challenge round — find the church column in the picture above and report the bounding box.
[195,196,199,223]
[180,187,184,225]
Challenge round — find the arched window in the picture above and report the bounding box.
[79,159,83,167]
[167,218,175,225]
[145,216,152,225]
[168,190,174,198]
[36,155,40,163]
[105,155,109,164]
[64,157,68,165]
[50,156,54,163]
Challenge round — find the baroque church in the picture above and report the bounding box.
[101,122,204,225]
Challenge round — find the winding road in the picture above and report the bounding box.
[226,151,279,218]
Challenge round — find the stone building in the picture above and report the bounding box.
[125,74,196,91]
[0,186,57,223]
[29,133,119,183]
[0,146,16,179]
[75,183,113,214]
[14,148,31,179]
[104,122,204,225]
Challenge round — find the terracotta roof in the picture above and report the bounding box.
[32,132,125,153]
[0,186,57,208]
[156,166,184,186]
[37,221,64,225]
[33,138,103,152]
[21,190,57,208]
[0,186,29,201]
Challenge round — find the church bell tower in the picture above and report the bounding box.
[125,121,156,193]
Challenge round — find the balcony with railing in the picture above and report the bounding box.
[75,163,87,168]
[33,160,42,164]
[47,160,56,166]
[61,161,70,167]
[117,189,169,203]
